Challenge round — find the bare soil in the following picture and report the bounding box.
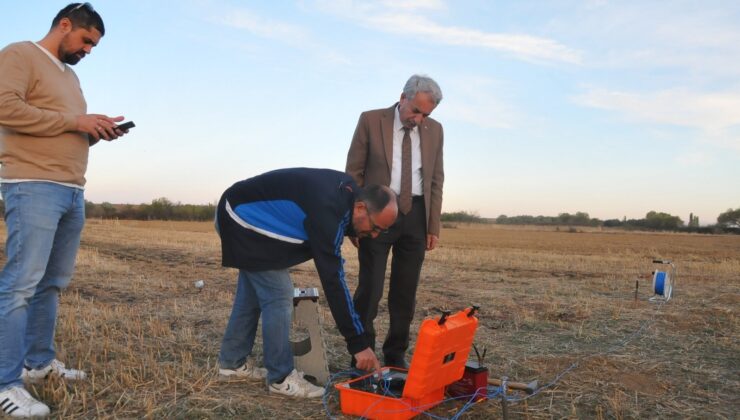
[2,220,738,419]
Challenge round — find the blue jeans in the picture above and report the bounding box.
[219,269,294,384]
[0,182,85,391]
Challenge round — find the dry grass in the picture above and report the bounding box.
[2,220,738,419]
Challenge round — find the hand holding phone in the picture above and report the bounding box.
[115,121,135,131]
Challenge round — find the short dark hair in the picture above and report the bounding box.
[52,3,105,36]
[356,184,395,214]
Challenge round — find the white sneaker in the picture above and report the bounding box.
[219,358,267,380]
[0,386,50,418]
[22,360,87,382]
[268,369,324,398]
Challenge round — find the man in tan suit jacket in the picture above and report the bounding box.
[345,74,444,367]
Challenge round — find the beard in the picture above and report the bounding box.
[58,34,85,65]
[59,48,84,65]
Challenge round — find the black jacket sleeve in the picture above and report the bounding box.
[306,207,370,355]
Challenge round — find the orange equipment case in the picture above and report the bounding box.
[335,307,479,419]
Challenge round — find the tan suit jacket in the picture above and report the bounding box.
[345,104,444,236]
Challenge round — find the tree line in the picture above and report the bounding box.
[1,198,738,231]
[442,208,740,232]
[83,197,216,221]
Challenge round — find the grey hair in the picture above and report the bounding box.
[403,74,443,105]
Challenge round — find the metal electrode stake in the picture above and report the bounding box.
[500,376,509,420]
[635,279,639,301]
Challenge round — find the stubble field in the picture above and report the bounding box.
[2,220,738,419]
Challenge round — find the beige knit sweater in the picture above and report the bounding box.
[0,41,91,186]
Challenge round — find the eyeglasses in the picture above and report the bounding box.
[70,2,94,13]
[368,215,390,235]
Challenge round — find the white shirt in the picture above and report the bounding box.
[33,42,66,72]
[390,106,423,197]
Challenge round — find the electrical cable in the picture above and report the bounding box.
[323,300,667,418]
[505,300,666,404]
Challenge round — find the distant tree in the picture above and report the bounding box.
[85,200,98,218]
[644,211,684,230]
[100,202,117,219]
[558,212,589,226]
[441,211,485,223]
[116,204,138,219]
[717,207,740,228]
[688,212,699,227]
[197,203,217,220]
[573,211,592,225]
[146,197,175,220]
[603,219,623,227]
[557,212,571,224]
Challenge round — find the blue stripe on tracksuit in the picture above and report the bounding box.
[335,210,364,335]
[232,200,308,242]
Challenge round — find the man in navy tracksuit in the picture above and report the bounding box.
[215,168,397,398]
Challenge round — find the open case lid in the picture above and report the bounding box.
[402,307,479,400]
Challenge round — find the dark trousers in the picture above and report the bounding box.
[353,197,426,364]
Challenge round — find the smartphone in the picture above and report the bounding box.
[115,121,136,131]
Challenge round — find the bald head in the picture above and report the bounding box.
[352,185,398,239]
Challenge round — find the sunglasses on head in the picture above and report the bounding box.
[70,2,94,13]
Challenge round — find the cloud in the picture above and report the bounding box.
[548,3,740,80]
[377,0,446,11]
[313,0,581,64]
[370,15,581,64]
[207,6,351,65]
[218,10,308,44]
[574,88,740,152]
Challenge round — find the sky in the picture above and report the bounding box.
[2,1,739,225]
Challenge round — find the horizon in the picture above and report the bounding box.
[81,198,727,225]
[2,1,739,225]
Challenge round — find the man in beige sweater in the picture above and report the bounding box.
[0,3,128,417]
